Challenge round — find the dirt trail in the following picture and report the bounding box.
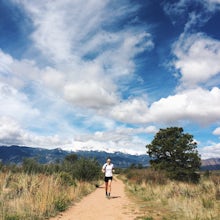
[50,177,140,220]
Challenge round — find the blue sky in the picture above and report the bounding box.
[0,0,220,158]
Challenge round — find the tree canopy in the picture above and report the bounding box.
[146,127,201,182]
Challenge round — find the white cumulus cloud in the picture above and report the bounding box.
[110,97,151,124]
[173,33,220,88]
[150,87,220,125]
[213,127,220,135]
[0,116,71,147]
[200,142,220,159]
[110,87,220,125]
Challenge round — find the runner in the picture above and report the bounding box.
[102,157,115,199]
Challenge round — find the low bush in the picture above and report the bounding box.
[59,171,76,186]
[125,168,168,185]
[72,158,101,181]
[54,196,70,212]
[20,154,102,183]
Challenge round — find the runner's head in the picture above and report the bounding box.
[106,157,111,164]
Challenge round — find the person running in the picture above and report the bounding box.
[102,157,115,198]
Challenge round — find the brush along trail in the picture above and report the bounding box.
[50,176,140,220]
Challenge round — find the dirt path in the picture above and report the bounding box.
[50,177,140,220]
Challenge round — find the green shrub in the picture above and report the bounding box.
[22,158,42,174]
[143,217,154,220]
[6,155,103,183]
[5,214,21,220]
[59,171,76,186]
[54,197,70,212]
[203,170,211,178]
[64,154,78,164]
[202,198,214,209]
[72,158,101,181]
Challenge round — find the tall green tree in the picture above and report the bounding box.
[146,127,201,182]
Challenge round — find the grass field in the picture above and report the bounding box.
[1,164,220,220]
[124,169,220,220]
[0,171,98,220]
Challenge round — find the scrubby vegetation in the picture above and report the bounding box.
[124,168,220,220]
[0,154,102,220]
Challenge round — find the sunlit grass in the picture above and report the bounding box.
[125,169,220,220]
[0,171,97,220]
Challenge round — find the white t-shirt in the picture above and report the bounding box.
[103,163,114,177]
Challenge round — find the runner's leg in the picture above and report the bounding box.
[105,180,108,196]
[108,179,112,197]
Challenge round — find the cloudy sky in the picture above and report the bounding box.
[0,0,220,158]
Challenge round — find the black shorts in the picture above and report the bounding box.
[104,176,113,182]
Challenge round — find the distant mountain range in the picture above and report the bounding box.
[0,145,219,170]
[0,145,149,168]
[201,158,220,170]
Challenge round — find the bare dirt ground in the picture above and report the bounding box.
[50,176,140,220]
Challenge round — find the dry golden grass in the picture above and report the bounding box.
[125,170,220,220]
[0,171,97,220]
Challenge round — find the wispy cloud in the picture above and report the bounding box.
[1,0,220,158]
[0,81,39,124]
[163,0,220,29]
[10,0,153,111]
[2,0,155,120]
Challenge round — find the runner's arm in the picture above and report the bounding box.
[102,164,106,173]
[112,165,115,173]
